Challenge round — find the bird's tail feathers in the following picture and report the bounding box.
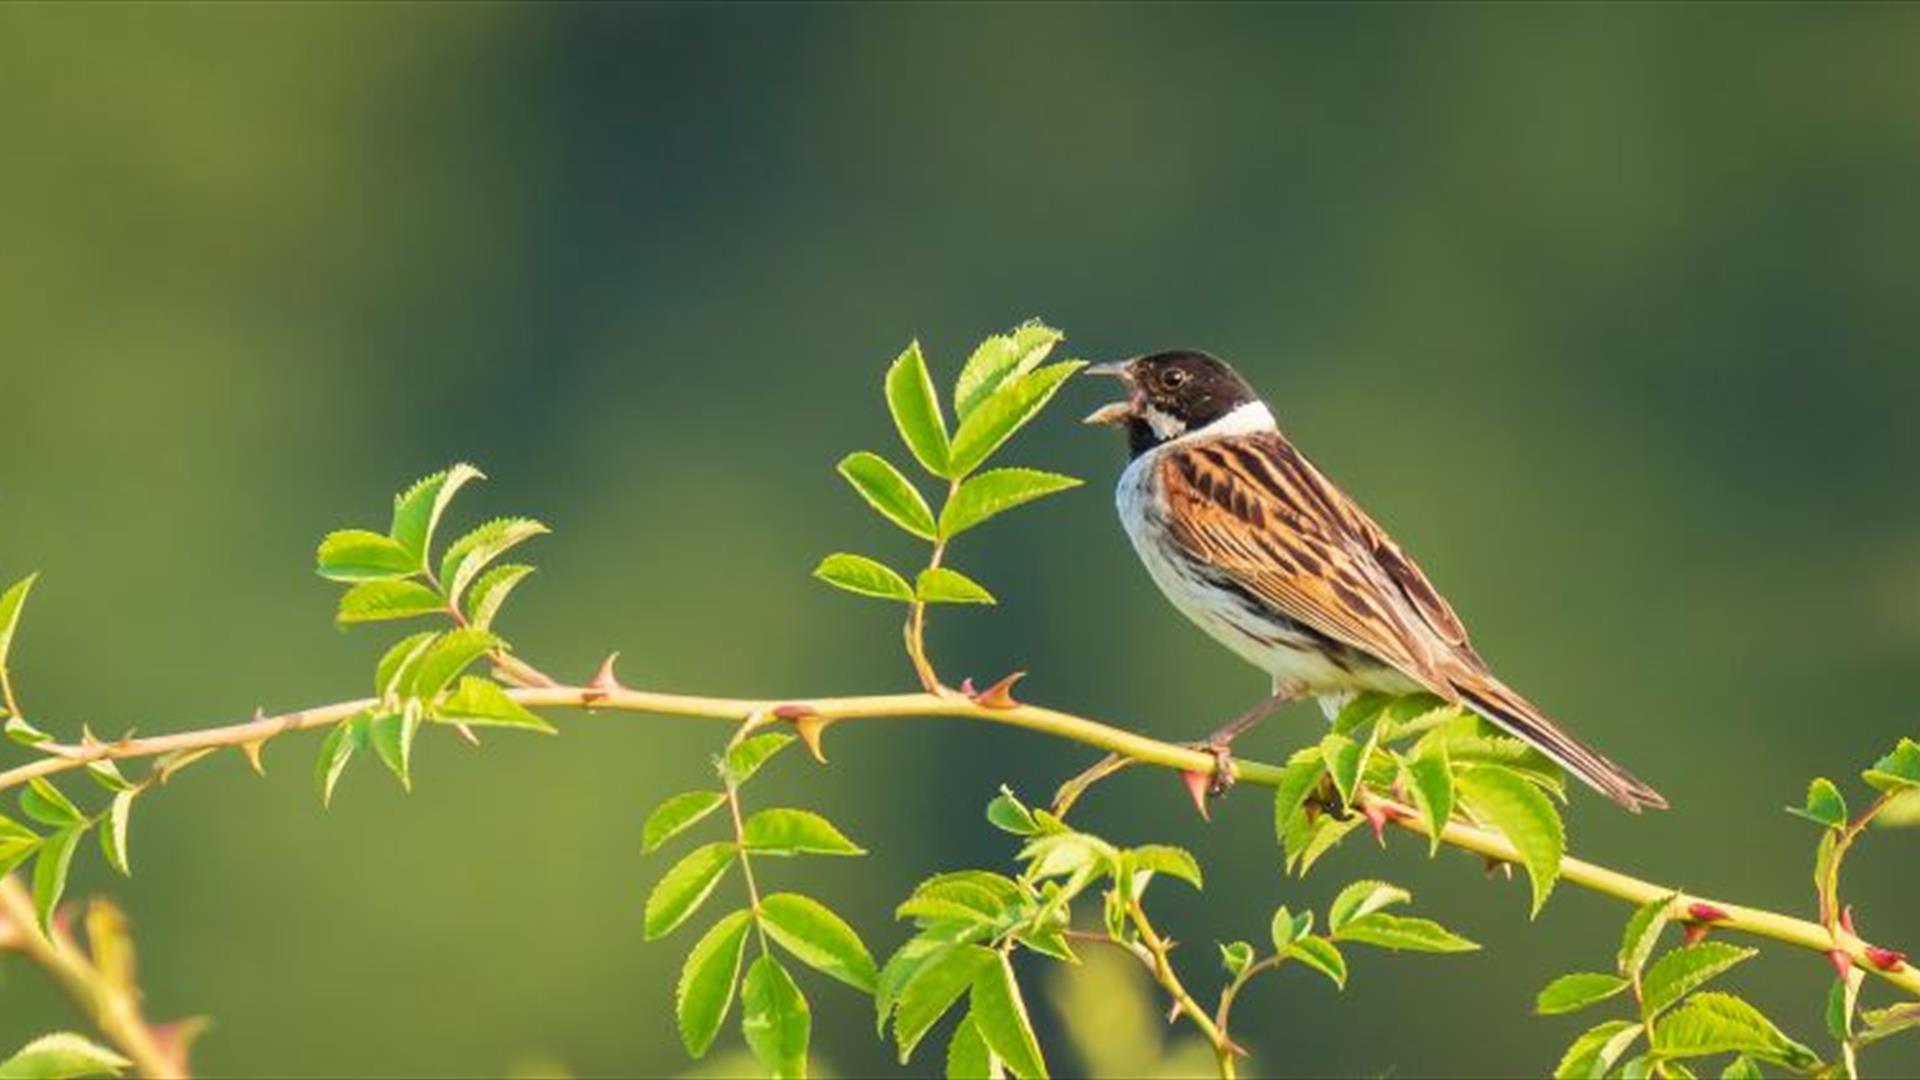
[1452,678,1667,813]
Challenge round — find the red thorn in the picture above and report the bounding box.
[1362,801,1390,846]
[1687,902,1729,924]
[1841,905,1858,936]
[1181,771,1213,821]
[970,670,1026,710]
[1866,946,1907,972]
[772,703,815,721]
[790,714,831,765]
[959,677,978,697]
[587,652,624,696]
[1683,923,1711,946]
[1828,949,1853,978]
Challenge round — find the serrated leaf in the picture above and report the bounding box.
[390,463,484,564]
[837,452,938,539]
[954,323,1063,420]
[315,530,416,584]
[1653,992,1819,1069]
[1719,1055,1764,1079]
[741,809,864,856]
[438,517,549,608]
[1554,1020,1640,1080]
[1287,937,1347,989]
[946,1013,997,1080]
[409,628,501,699]
[1320,733,1364,808]
[741,953,811,1079]
[335,579,445,625]
[5,716,53,747]
[1328,880,1410,932]
[947,361,1084,477]
[1864,738,1920,793]
[31,827,83,932]
[1619,894,1677,979]
[1535,972,1632,1015]
[313,714,366,807]
[677,908,752,1058]
[1330,692,1391,736]
[1219,941,1256,979]
[0,573,40,673]
[895,944,996,1062]
[374,631,439,698]
[760,892,878,992]
[0,817,40,879]
[916,567,996,605]
[1273,749,1325,845]
[1858,1002,1920,1046]
[813,553,914,602]
[1292,812,1361,876]
[986,787,1038,836]
[725,733,794,784]
[1128,844,1203,891]
[1406,736,1454,856]
[0,1032,132,1079]
[645,841,738,940]
[21,780,83,829]
[1788,777,1849,829]
[877,932,962,1036]
[99,790,136,877]
[645,791,728,853]
[1642,943,1759,1017]
[368,705,422,790]
[437,676,554,732]
[1456,765,1564,915]
[463,563,536,631]
[886,341,951,476]
[938,469,1082,540]
[1336,913,1479,953]
[1271,906,1313,950]
[970,951,1048,1079]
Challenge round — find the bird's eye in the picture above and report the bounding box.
[1161,368,1189,389]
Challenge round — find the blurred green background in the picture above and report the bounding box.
[3,2,1919,1076]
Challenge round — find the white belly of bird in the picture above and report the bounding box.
[1115,446,1421,698]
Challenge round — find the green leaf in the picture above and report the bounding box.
[813,553,914,602]
[947,361,1084,477]
[1863,738,1920,793]
[916,567,996,605]
[759,892,878,992]
[1824,976,1853,1043]
[0,817,41,879]
[1290,811,1361,876]
[741,809,865,856]
[437,676,554,732]
[1719,1055,1764,1079]
[838,452,938,539]
[1858,1002,1920,1046]
[1618,894,1677,978]
[99,790,136,877]
[313,713,367,806]
[335,580,445,625]
[1220,941,1256,980]
[677,909,752,1058]
[5,716,53,748]
[1127,844,1203,891]
[1405,736,1454,856]
[1554,1020,1641,1080]
[438,517,549,607]
[1653,992,1819,1069]
[408,628,501,699]
[1336,913,1479,953]
[0,1032,132,1079]
[1642,943,1759,1017]
[1287,937,1348,989]
[886,341,951,476]
[953,322,1063,421]
[1535,972,1632,1015]
[724,733,794,784]
[741,953,811,1079]
[900,873,1017,925]
[31,828,83,932]
[1788,777,1849,829]
[1456,765,1564,916]
[1329,692,1390,736]
[946,1013,998,1080]
[1327,880,1411,933]
[368,705,422,791]
[939,469,1082,540]
[0,573,40,673]
[1320,733,1365,808]
[1273,749,1325,844]
[644,791,728,853]
[374,631,439,697]
[895,944,996,1062]
[21,780,83,829]
[985,787,1039,836]
[462,564,536,631]
[1270,906,1313,950]
[315,530,418,583]
[389,463,484,565]
[970,952,1048,1079]
[644,841,738,940]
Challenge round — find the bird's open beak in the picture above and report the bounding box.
[1082,361,1138,426]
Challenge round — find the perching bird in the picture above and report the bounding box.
[1084,350,1666,811]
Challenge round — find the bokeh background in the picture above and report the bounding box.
[3,2,1919,1076]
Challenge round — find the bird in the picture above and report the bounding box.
[1083,350,1666,812]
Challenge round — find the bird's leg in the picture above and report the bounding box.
[1190,681,1305,799]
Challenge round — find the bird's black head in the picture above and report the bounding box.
[1083,350,1262,456]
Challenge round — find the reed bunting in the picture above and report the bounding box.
[1085,351,1665,811]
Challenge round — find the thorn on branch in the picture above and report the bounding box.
[965,670,1026,710]
[1687,902,1730,924]
[1181,770,1212,821]
[773,705,831,764]
[1829,949,1854,979]
[1483,855,1514,881]
[1866,946,1907,972]
[1682,922,1711,946]
[1841,905,1858,935]
[584,652,625,705]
